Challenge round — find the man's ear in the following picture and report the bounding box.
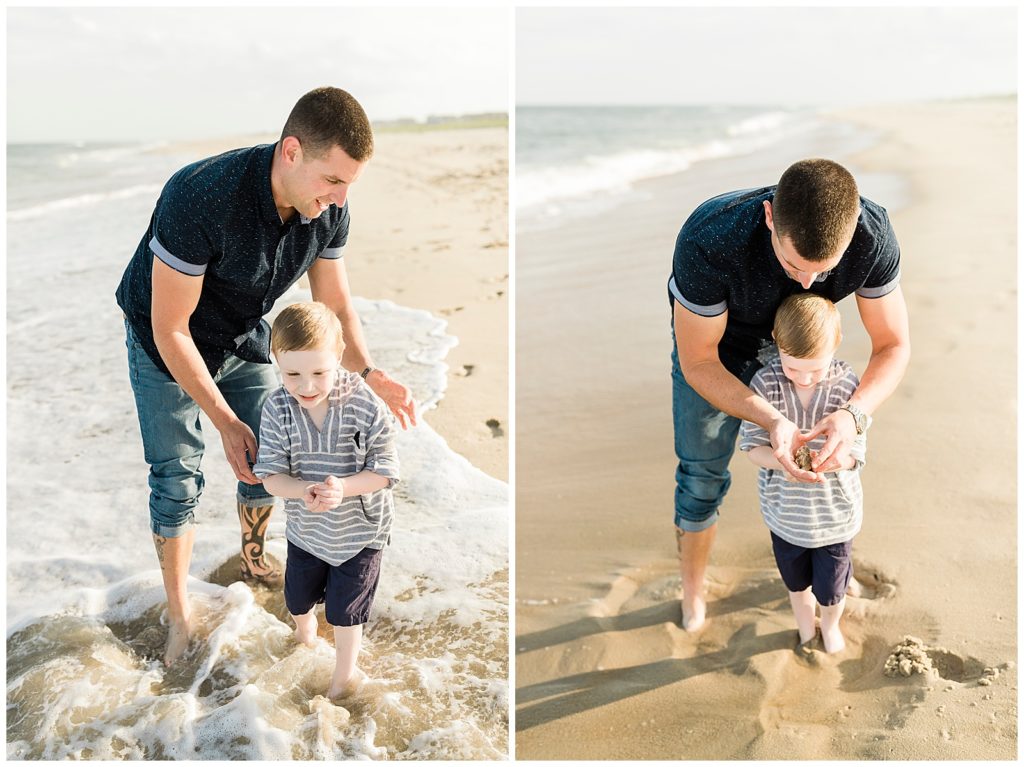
[763,199,774,232]
[280,135,302,165]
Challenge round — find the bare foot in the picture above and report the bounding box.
[821,625,846,654]
[295,624,317,647]
[327,668,367,700]
[681,594,707,632]
[164,617,192,667]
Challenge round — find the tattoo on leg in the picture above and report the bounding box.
[675,526,685,556]
[238,502,275,574]
[153,535,168,571]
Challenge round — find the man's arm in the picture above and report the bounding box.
[674,301,816,481]
[808,286,911,471]
[307,257,417,428]
[151,258,260,483]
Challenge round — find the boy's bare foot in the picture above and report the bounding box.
[681,594,707,632]
[821,625,846,654]
[327,668,368,700]
[295,624,317,647]
[164,617,192,667]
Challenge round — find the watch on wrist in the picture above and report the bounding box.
[839,402,869,435]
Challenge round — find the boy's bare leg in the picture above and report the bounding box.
[153,528,195,666]
[237,501,282,586]
[789,587,818,644]
[292,608,318,647]
[676,523,716,631]
[819,598,847,653]
[327,624,363,699]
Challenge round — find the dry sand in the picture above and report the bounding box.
[167,127,509,480]
[515,97,1016,759]
[345,127,509,481]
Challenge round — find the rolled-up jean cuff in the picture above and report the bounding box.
[236,489,275,507]
[150,516,195,538]
[674,509,720,533]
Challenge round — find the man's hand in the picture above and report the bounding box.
[804,409,858,473]
[366,369,417,429]
[769,417,822,483]
[219,418,261,484]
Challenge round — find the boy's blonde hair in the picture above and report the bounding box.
[270,301,345,357]
[773,294,842,358]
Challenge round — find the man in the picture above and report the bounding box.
[669,158,910,631]
[117,87,417,665]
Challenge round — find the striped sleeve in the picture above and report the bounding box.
[739,371,773,451]
[836,364,868,469]
[364,402,400,485]
[253,391,291,479]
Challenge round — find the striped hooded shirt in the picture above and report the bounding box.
[253,368,399,566]
[739,354,867,548]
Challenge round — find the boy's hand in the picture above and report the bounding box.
[302,482,325,512]
[308,475,346,511]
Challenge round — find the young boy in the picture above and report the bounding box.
[739,294,868,654]
[253,301,399,699]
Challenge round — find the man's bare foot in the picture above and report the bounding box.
[327,668,367,700]
[681,594,707,632]
[821,625,846,654]
[164,617,192,667]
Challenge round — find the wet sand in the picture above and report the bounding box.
[515,97,1016,759]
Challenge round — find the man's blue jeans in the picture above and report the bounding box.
[671,345,741,533]
[125,321,278,537]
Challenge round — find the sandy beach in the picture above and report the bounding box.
[515,97,1016,759]
[6,123,509,759]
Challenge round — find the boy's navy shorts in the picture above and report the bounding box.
[284,540,384,627]
[770,532,853,607]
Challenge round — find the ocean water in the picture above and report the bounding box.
[6,143,509,759]
[517,105,830,230]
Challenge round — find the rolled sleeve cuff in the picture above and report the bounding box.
[150,236,207,276]
[669,276,727,317]
[319,246,345,260]
[855,271,900,299]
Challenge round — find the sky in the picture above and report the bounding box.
[517,6,1017,107]
[7,7,510,143]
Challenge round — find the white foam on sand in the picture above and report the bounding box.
[6,182,508,759]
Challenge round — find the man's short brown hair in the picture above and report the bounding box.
[280,87,374,162]
[772,159,860,262]
[271,301,345,357]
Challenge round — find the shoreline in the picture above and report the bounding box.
[515,96,1016,759]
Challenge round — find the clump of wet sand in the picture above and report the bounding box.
[884,635,934,677]
[794,445,815,471]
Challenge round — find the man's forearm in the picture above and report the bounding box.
[153,329,236,429]
[682,359,783,431]
[336,306,374,373]
[848,342,911,415]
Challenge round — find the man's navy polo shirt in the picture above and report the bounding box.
[116,143,350,377]
[668,187,901,384]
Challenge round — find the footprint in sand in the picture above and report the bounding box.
[486,418,504,438]
[848,563,897,600]
[453,364,474,377]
